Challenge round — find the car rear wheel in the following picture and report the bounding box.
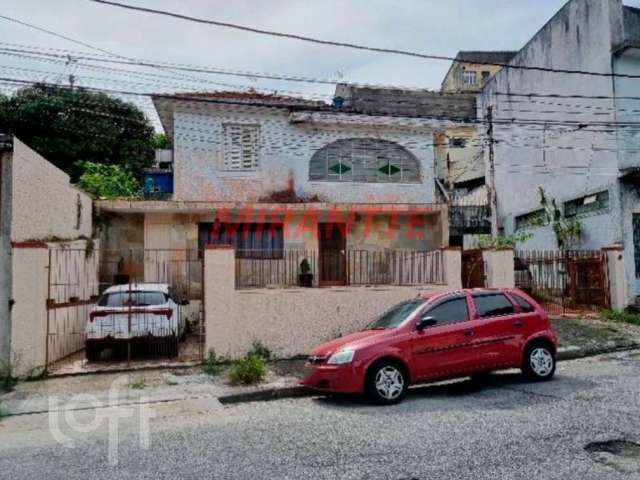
[366,361,408,405]
[85,344,101,362]
[522,343,556,381]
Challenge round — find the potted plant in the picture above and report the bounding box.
[298,258,313,287]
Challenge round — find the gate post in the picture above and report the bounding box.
[602,244,628,311]
[441,246,462,289]
[483,248,515,288]
[203,245,236,357]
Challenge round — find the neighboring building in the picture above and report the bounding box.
[96,87,479,286]
[441,51,518,94]
[434,52,517,246]
[0,136,95,373]
[479,0,640,303]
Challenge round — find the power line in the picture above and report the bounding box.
[90,0,640,80]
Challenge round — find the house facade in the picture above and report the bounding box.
[97,87,480,287]
[479,0,640,303]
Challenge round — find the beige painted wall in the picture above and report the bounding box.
[483,249,515,288]
[10,245,48,376]
[603,246,628,311]
[204,247,458,359]
[10,138,92,242]
[10,239,100,376]
[434,126,484,185]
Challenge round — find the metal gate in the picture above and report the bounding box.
[462,249,486,288]
[514,250,608,315]
[46,248,205,373]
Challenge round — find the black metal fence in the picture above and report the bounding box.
[514,250,608,315]
[235,249,445,288]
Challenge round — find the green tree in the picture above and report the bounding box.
[537,187,582,250]
[78,162,140,199]
[152,132,171,150]
[0,84,155,181]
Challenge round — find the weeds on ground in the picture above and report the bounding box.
[0,356,19,393]
[129,377,146,390]
[247,341,272,361]
[0,401,7,421]
[202,350,226,376]
[228,355,267,386]
[601,309,640,326]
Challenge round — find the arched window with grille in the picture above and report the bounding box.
[309,138,421,183]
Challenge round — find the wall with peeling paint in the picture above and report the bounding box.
[171,104,438,204]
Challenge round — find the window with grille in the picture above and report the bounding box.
[515,209,547,231]
[223,124,260,171]
[564,191,609,218]
[461,70,477,86]
[198,223,283,259]
[449,137,467,148]
[309,138,420,183]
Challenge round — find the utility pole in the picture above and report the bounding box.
[486,105,498,239]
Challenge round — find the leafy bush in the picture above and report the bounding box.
[0,357,18,393]
[202,350,226,376]
[228,355,266,385]
[247,341,272,361]
[129,377,146,390]
[477,232,533,250]
[78,161,140,199]
[601,309,640,326]
[0,401,7,421]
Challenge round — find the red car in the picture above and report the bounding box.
[300,288,557,404]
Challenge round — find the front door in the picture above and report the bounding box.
[411,295,476,380]
[318,223,346,286]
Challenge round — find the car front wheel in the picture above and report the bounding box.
[366,361,408,405]
[522,343,556,381]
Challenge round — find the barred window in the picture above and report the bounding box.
[223,124,260,170]
[564,191,609,218]
[309,138,420,183]
[515,209,546,231]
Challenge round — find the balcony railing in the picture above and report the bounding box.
[235,249,445,289]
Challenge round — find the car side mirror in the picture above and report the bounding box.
[416,316,437,331]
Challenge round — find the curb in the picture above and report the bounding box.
[218,386,315,405]
[557,342,640,361]
[219,343,640,405]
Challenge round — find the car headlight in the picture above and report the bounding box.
[327,349,355,365]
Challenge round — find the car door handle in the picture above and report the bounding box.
[463,328,475,337]
[514,320,524,328]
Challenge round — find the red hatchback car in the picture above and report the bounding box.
[300,288,557,404]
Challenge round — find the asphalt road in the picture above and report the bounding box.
[1,351,640,480]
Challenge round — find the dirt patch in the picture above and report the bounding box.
[552,317,640,349]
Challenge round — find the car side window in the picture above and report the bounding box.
[423,297,469,326]
[473,293,515,318]
[511,293,535,313]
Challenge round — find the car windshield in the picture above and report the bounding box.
[365,299,426,330]
[98,291,167,307]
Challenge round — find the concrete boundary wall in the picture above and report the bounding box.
[10,240,99,376]
[204,246,456,359]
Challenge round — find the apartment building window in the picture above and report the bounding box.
[449,137,467,148]
[481,71,491,83]
[461,70,477,86]
[515,209,546,231]
[564,191,609,218]
[223,124,260,171]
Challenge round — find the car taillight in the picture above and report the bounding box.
[89,311,109,322]
[154,308,172,319]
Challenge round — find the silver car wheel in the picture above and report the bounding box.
[530,347,554,377]
[374,365,404,400]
